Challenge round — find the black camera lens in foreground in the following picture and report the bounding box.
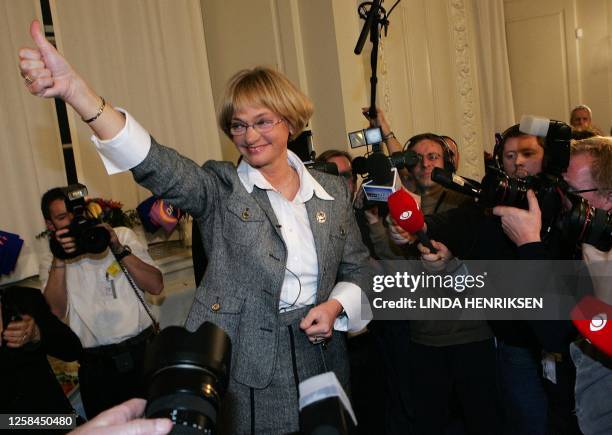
[144,322,231,435]
[562,194,612,252]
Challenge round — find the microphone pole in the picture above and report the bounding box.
[354,1,398,153]
[368,3,380,153]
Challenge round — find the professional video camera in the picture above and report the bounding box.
[49,183,110,260]
[144,322,231,435]
[432,116,611,249]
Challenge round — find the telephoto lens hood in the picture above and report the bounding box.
[144,322,231,435]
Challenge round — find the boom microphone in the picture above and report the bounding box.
[387,189,438,254]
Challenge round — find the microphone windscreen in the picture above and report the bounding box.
[387,189,425,234]
[571,295,612,357]
[520,115,550,137]
[368,153,393,184]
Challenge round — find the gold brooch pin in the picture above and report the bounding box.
[316,211,326,223]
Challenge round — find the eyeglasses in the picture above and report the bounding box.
[567,187,601,194]
[229,118,284,136]
[338,171,354,181]
[417,152,442,163]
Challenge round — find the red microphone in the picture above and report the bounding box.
[571,295,612,357]
[387,189,438,254]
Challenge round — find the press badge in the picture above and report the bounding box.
[106,261,121,278]
[104,262,121,299]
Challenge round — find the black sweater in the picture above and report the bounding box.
[426,203,578,352]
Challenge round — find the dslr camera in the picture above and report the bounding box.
[432,116,610,250]
[49,183,110,260]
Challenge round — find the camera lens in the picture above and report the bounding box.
[145,322,231,435]
[81,225,110,254]
[479,172,529,208]
[563,194,612,252]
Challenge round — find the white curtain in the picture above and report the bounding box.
[0,0,67,285]
[0,0,222,283]
[472,0,516,148]
[53,0,222,209]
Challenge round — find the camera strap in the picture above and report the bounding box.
[113,254,161,334]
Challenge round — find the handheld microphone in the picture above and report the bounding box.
[571,295,612,357]
[387,189,438,254]
[431,168,482,198]
[352,150,420,185]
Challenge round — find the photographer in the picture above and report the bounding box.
[1,285,81,419]
[39,187,163,419]
[389,124,580,435]
[563,136,612,435]
[363,107,466,214]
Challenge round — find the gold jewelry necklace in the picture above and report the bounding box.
[275,168,298,194]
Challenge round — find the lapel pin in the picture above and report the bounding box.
[316,211,326,223]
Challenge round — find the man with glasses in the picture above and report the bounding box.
[563,136,612,435]
[403,133,467,215]
[563,137,612,211]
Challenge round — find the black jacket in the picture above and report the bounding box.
[1,286,82,413]
[426,203,578,352]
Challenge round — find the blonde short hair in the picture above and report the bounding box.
[571,136,612,193]
[218,66,314,141]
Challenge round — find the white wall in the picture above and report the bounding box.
[505,0,612,134]
[575,0,612,134]
[201,0,501,179]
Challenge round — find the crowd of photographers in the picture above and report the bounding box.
[320,104,610,435]
[3,17,611,435]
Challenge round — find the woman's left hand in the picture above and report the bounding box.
[300,300,343,344]
[2,314,40,348]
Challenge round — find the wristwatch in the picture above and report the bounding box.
[114,245,132,262]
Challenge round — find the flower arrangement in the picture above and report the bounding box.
[85,197,140,228]
[36,197,140,239]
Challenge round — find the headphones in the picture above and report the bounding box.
[404,133,456,173]
[492,124,521,170]
[493,123,568,175]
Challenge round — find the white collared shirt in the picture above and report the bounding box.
[90,110,369,331]
[39,227,155,348]
[237,151,331,312]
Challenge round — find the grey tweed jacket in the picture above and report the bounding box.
[132,138,372,389]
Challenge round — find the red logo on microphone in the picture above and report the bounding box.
[571,296,612,356]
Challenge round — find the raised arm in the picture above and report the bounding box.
[19,20,124,139]
[20,20,215,218]
[362,106,403,154]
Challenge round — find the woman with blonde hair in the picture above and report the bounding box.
[19,20,371,434]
